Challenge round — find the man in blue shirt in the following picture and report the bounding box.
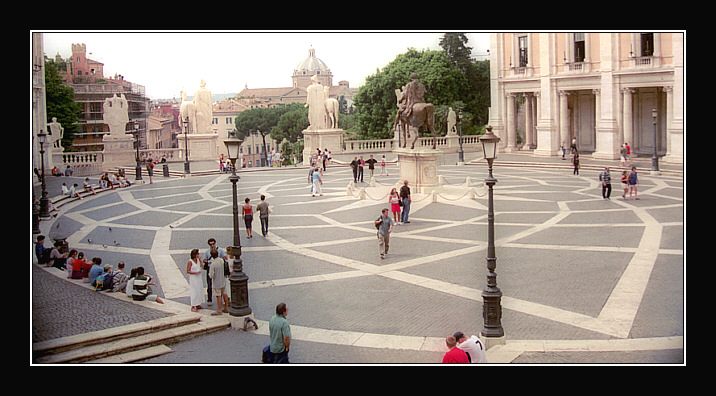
[88,257,105,286]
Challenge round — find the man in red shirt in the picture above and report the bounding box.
[442,335,470,364]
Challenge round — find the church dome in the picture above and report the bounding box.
[295,48,331,74]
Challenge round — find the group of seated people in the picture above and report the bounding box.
[34,235,164,304]
[99,170,132,189]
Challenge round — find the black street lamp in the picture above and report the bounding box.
[479,125,504,341]
[224,130,252,317]
[37,130,50,219]
[651,108,660,174]
[134,123,143,181]
[457,110,465,164]
[183,116,191,174]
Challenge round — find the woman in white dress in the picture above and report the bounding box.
[186,248,205,312]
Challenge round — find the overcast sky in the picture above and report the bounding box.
[41,31,490,100]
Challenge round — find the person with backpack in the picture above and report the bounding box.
[375,208,394,260]
[208,249,229,315]
[35,235,50,265]
[146,158,155,184]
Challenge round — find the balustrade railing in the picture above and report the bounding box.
[139,148,182,161]
[343,139,396,153]
[56,151,104,177]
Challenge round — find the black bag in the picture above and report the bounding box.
[399,199,403,207]
[223,259,230,276]
[262,345,273,363]
[375,217,382,230]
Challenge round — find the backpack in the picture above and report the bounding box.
[94,273,106,291]
[261,345,273,363]
[132,276,150,301]
[101,272,115,291]
[224,259,231,277]
[375,217,382,230]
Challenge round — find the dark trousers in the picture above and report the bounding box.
[260,216,269,236]
[272,350,289,364]
[358,167,364,182]
[206,270,212,302]
[322,159,327,171]
[352,168,358,182]
[602,183,612,198]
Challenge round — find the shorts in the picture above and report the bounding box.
[146,294,158,302]
[213,287,224,297]
[244,215,253,228]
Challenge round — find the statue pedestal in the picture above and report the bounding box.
[102,134,135,171]
[178,133,219,161]
[395,147,442,193]
[302,128,344,165]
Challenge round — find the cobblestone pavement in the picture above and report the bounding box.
[33,157,684,363]
[31,265,169,342]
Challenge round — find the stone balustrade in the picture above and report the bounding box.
[53,151,104,177]
[343,139,396,153]
[139,148,183,162]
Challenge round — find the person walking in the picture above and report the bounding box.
[311,167,323,197]
[242,198,254,238]
[628,166,639,200]
[208,249,228,315]
[380,154,388,176]
[400,180,412,224]
[620,170,629,199]
[454,332,488,364]
[599,167,612,199]
[357,156,365,183]
[186,248,205,312]
[146,158,154,184]
[202,238,227,305]
[570,137,577,154]
[256,194,271,237]
[389,188,401,224]
[572,152,580,175]
[365,154,378,179]
[375,208,394,259]
[619,144,628,167]
[625,142,632,162]
[269,302,292,364]
[350,157,359,182]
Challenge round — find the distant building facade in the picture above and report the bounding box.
[58,43,150,152]
[488,32,683,163]
[236,48,356,112]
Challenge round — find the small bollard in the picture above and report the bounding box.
[162,164,170,177]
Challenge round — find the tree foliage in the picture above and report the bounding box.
[352,49,468,139]
[44,58,81,148]
[234,103,305,143]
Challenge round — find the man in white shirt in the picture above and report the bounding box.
[454,331,488,364]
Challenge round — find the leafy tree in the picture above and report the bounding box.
[439,33,491,130]
[44,58,81,149]
[271,105,308,143]
[352,49,468,139]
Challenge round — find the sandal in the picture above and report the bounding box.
[191,307,198,312]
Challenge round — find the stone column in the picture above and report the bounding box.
[622,88,634,149]
[533,92,540,149]
[525,93,533,149]
[663,32,683,164]
[592,33,620,160]
[506,93,517,151]
[663,85,673,159]
[559,91,570,149]
[488,33,506,146]
[534,33,557,157]
[593,88,601,139]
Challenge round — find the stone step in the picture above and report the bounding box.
[468,160,683,177]
[89,345,173,364]
[36,317,229,363]
[33,313,201,357]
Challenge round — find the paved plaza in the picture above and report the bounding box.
[32,157,684,364]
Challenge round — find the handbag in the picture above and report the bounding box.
[223,259,231,276]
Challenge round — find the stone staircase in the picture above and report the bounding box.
[33,313,230,364]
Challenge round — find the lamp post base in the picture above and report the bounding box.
[478,333,506,350]
[184,161,191,174]
[228,313,258,331]
[135,165,143,181]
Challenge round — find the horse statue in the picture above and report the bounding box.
[393,88,437,149]
[324,87,340,129]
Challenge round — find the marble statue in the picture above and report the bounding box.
[193,80,213,133]
[47,117,64,150]
[305,74,328,130]
[447,107,457,136]
[324,85,339,129]
[180,89,197,134]
[103,93,129,136]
